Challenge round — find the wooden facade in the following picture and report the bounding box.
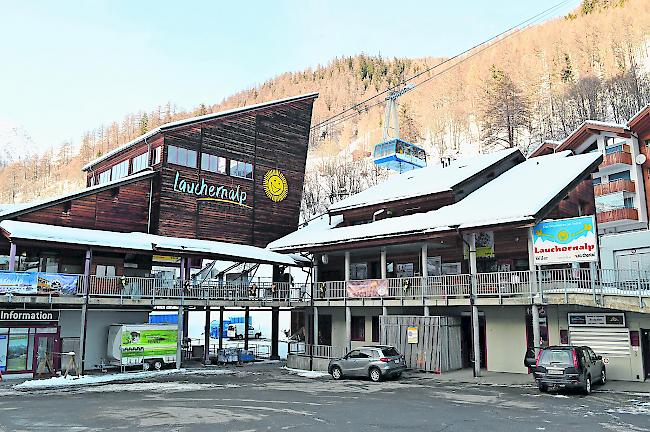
[0,94,317,251]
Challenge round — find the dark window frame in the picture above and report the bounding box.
[351,316,365,341]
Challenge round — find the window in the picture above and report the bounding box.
[372,316,380,342]
[201,153,227,174]
[96,265,116,278]
[131,152,149,173]
[110,160,129,181]
[592,177,602,186]
[167,145,197,168]
[229,160,253,179]
[624,196,635,208]
[609,171,631,182]
[98,170,111,185]
[153,146,162,165]
[351,316,365,341]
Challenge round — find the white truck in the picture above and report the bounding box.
[107,324,177,370]
[227,323,262,340]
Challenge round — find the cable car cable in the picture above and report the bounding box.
[310,0,577,132]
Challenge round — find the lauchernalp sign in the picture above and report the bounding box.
[0,309,59,322]
[533,216,598,265]
[173,171,250,209]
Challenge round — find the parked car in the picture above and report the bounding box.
[524,345,606,394]
[328,345,406,382]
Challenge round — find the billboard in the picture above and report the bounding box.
[346,279,389,298]
[121,327,177,359]
[532,216,598,265]
[0,272,78,295]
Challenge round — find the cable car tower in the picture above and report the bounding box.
[373,84,427,173]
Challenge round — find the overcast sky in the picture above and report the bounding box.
[0,0,576,151]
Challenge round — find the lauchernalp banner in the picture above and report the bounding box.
[346,279,389,298]
[533,216,598,265]
[0,272,78,295]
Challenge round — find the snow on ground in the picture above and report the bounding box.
[283,366,329,379]
[608,399,650,416]
[14,368,234,391]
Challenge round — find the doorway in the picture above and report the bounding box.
[33,333,60,375]
[460,315,486,369]
[642,329,650,379]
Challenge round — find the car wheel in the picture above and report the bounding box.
[153,360,163,371]
[600,369,606,385]
[256,333,262,339]
[142,362,150,371]
[369,367,382,382]
[237,334,243,340]
[331,366,343,380]
[583,376,592,395]
[538,383,548,393]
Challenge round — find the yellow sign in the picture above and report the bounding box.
[407,326,418,344]
[263,169,288,202]
[152,255,181,264]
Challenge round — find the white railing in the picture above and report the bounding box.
[3,269,650,306]
[288,342,343,359]
[315,268,650,306]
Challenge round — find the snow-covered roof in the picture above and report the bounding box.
[0,170,155,220]
[82,92,319,171]
[0,220,299,266]
[328,148,521,213]
[268,151,602,251]
[628,104,650,127]
[583,120,628,130]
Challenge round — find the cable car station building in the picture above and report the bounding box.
[271,148,650,382]
[0,93,317,377]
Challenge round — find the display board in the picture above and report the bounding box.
[532,216,598,265]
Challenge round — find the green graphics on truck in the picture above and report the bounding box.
[121,328,177,358]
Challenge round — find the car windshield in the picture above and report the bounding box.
[381,347,400,357]
[538,349,573,366]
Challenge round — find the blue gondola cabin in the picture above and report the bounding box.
[373,138,427,172]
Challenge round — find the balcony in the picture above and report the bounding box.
[594,179,636,196]
[596,207,639,224]
[600,144,632,168]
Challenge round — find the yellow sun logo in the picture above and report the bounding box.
[263,169,288,202]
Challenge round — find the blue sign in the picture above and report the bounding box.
[533,216,598,264]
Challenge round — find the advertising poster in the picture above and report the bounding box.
[533,216,598,265]
[121,328,177,358]
[0,272,78,295]
[0,273,37,294]
[346,279,389,298]
[464,231,495,259]
[0,335,7,372]
[407,327,418,344]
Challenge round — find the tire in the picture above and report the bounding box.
[538,383,548,393]
[153,360,163,371]
[583,375,592,395]
[600,369,606,386]
[331,366,343,380]
[142,362,150,371]
[369,367,382,382]
[255,333,262,339]
[237,334,244,340]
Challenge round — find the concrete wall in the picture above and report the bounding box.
[60,309,151,370]
[600,230,650,269]
[483,306,529,374]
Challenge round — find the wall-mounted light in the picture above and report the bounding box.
[321,254,329,265]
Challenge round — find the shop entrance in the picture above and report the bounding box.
[33,332,60,374]
[460,315,486,369]
[642,329,650,379]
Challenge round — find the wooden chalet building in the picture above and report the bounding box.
[0,93,318,376]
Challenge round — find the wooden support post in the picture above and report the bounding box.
[313,306,319,346]
[270,306,280,360]
[8,242,16,272]
[176,257,185,369]
[203,306,211,364]
[244,306,250,350]
[469,233,481,378]
[218,306,224,351]
[345,306,351,353]
[79,249,92,375]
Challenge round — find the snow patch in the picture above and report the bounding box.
[283,367,329,378]
[608,399,650,416]
[14,368,234,391]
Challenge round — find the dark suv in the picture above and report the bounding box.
[524,345,606,394]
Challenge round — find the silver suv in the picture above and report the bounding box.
[328,345,406,382]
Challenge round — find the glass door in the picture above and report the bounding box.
[33,331,60,374]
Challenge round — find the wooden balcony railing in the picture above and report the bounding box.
[594,179,635,196]
[601,146,632,168]
[597,207,639,224]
